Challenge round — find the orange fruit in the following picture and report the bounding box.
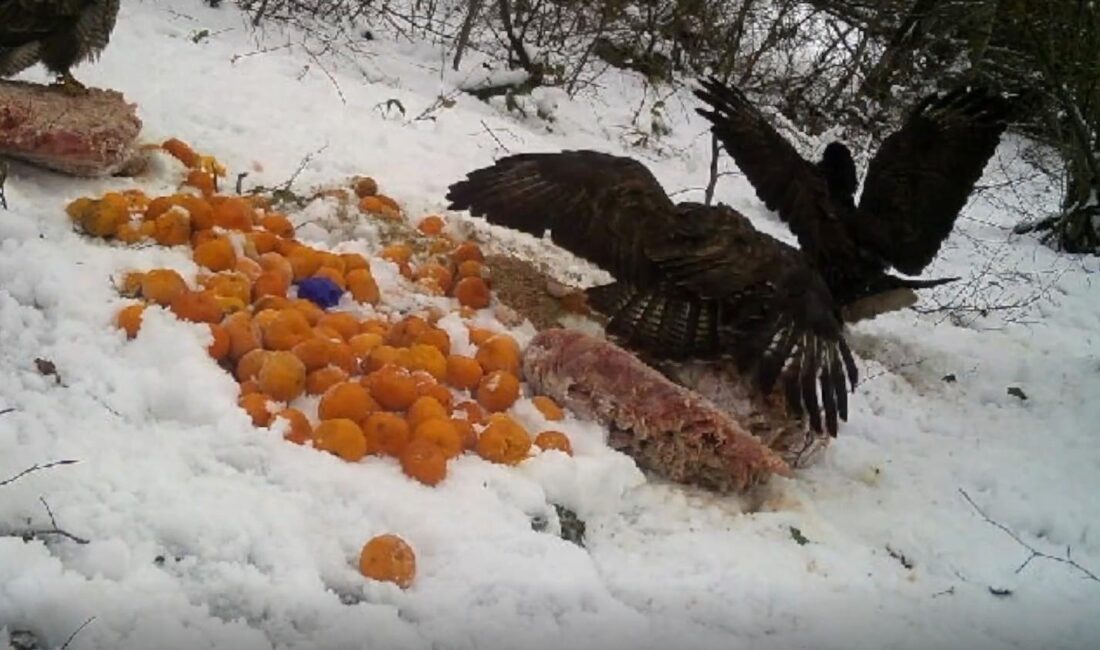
[306,366,350,395]
[207,323,231,360]
[399,438,448,486]
[257,350,307,402]
[406,396,447,431]
[116,303,145,339]
[453,400,486,425]
[476,415,531,465]
[314,419,367,462]
[534,430,573,455]
[262,308,312,351]
[362,411,410,457]
[222,311,261,361]
[153,208,191,246]
[531,396,564,421]
[239,393,273,427]
[212,197,254,231]
[367,366,418,411]
[170,290,223,324]
[385,315,430,347]
[348,333,383,359]
[140,269,187,306]
[317,312,359,341]
[353,176,378,198]
[417,215,445,235]
[453,276,491,309]
[236,348,270,382]
[474,333,521,376]
[476,370,521,412]
[275,408,313,445]
[402,344,447,381]
[193,237,237,272]
[318,382,377,422]
[260,213,294,237]
[445,355,483,390]
[358,534,415,588]
[411,418,463,459]
[451,241,484,264]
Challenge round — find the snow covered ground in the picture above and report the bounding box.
[2,1,1099,649]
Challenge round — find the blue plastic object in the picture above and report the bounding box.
[296,277,344,309]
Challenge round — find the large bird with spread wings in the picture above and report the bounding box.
[447,150,858,436]
[695,77,1011,321]
[446,78,1009,437]
[0,0,120,93]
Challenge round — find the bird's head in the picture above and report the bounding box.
[818,142,858,202]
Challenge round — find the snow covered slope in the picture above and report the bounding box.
[1,2,1098,649]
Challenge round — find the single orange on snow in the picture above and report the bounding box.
[534,430,573,455]
[399,438,448,486]
[358,534,416,588]
[116,303,145,339]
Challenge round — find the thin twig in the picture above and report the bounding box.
[60,617,96,650]
[0,460,79,488]
[479,120,510,153]
[959,488,1099,582]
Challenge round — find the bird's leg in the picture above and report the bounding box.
[52,70,88,95]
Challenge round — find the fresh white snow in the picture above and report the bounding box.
[1,2,1098,649]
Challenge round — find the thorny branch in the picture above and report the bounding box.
[959,488,1099,583]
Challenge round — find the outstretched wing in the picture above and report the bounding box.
[448,154,857,435]
[693,76,852,264]
[446,150,676,287]
[855,86,1011,275]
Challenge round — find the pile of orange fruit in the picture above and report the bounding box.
[70,138,579,589]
